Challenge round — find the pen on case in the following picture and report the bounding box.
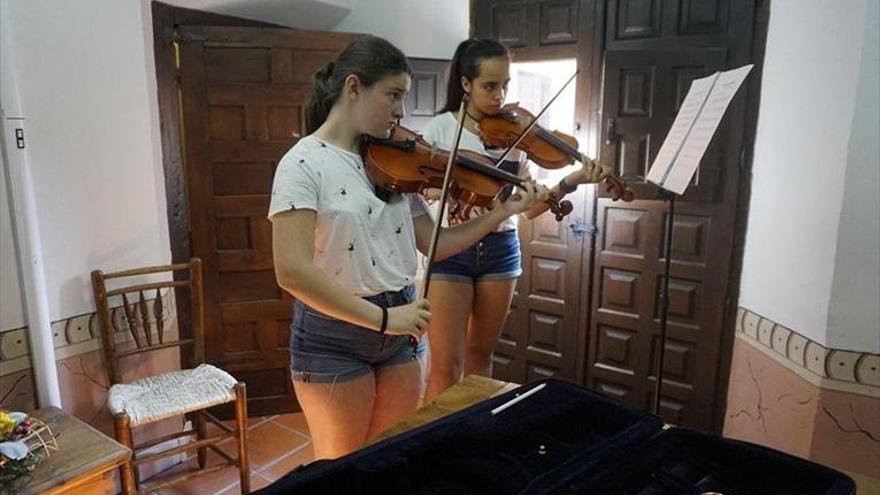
[490,383,547,416]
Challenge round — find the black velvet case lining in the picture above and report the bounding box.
[254,379,855,495]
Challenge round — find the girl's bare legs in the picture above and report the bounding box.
[295,357,425,457]
[293,374,376,459]
[424,279,474,403]
[465,278,517,377]
[366,360,423,440]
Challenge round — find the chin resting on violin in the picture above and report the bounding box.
[454,70,607,220]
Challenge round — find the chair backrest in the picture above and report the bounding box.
[90,258,205,385]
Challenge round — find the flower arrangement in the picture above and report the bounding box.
[0,410,58,486]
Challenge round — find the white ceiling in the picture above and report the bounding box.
[159,0,359,30]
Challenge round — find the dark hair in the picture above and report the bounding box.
[441,38,510,113]
[305,36,412,134]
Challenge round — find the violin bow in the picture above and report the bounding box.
[420,95,470,300]
[489,69,580,167]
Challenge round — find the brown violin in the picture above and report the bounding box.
[361,125,574,221]
[478,103,635,202]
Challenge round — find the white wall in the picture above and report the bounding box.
[0,0,170,322]
[160,0,468,59]
[161,0,358,31]
[334,0,469,59]
[739,0,876,350]
[0,0,465,329]
[827,0,880,353]
[0,139,26,331]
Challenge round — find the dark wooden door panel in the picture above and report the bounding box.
[476,0,588,60]
[610,0,664,41]
[495,188,592,384]
[590,199,730,425]
[490,2,530,48]
[539,0,581,45]
[609,0,734,45]
[678,0,731,37]
[400,58,449,132]
[178,25,358,415]
[589,0,755,429]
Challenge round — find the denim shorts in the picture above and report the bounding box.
[289,285,427,383]
[430,230,522,282]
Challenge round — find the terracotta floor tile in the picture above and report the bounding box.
[218,471,271,494]
[147,415,311,493]
[219,420,310,471]
[258,443,316,481]
[271,412,311,438]
[205,414,274,438]
[150,455,249,495]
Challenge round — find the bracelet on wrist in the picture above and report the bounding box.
[379,306,388,334]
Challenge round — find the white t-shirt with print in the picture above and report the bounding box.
[268,135,429,296]
[419,111,525,232]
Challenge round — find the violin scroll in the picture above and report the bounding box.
[602,175,636,202]
[547,195,573,221]
[582,155,636,202]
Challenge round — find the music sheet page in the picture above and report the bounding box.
[646,64,753,194]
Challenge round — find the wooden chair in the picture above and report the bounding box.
[91,258,250,494]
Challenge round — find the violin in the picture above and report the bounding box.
[361,125,574,221]
[478,103,635,202]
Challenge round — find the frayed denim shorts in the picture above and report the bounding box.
[289,284,427,384]
[430,230,522,282]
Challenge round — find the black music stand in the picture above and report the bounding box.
[644,64,753,416]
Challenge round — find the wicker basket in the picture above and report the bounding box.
[0,416,59,485]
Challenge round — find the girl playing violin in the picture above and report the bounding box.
[269,36,548,459]
[420,38,603,403]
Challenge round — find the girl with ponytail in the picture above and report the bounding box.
[419,38,603,404]
[268,36,547,459]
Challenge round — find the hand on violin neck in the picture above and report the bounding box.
[568,155,605,185]
[500,181,550,216]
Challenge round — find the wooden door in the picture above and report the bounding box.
[588,0,755,428]
[471,0,600,385]
[177,25,358,415]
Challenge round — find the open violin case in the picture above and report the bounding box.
[254,379,855,495]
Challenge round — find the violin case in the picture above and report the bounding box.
[254,379,855,495]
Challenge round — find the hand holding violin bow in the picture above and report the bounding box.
[499,180,550,217]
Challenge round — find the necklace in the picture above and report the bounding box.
[465,110,482,122]
[463,110,482,133]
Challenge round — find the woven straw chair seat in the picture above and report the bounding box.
[107,363,237,426]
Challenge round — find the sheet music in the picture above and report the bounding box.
[646,64,753,194]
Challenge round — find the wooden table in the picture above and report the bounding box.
[3,407,131,495]
[373,375,519,443]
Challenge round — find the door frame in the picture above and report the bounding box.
[713,0,770,430]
